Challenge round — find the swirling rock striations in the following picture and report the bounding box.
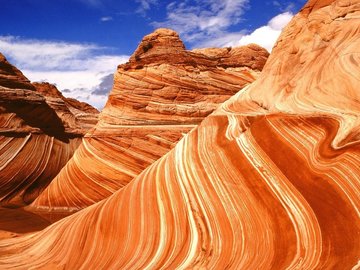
[29,28,268,212]
[1,1,359,268]
[0,54,98,206]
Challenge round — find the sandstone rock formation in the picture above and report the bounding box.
[32,82,98,132]
[0,53,98,206]
[1,0,358,268]
[0,54,35,91]
[29,28,268,213]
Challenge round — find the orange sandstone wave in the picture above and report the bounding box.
[0,0,359,269]
[29,29,268,212]
[0,54,98,206]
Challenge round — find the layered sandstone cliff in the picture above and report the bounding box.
[29,28,269,213]
[0,0,358,268]
[0,54,98,206]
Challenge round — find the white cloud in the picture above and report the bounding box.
[0,36,129,109]
[0,36,98,70]
[268,12,293,30]
[152,0,249,46]
[198,11,293,52]
[227,26,280,52]
[228,12,293,52]
[135,0,158,14]
[100,16,113,22]
[153,0,293,52]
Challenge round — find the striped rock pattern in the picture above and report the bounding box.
[29,29,268,213]
[0,54,98,206]
[1,0,359,268]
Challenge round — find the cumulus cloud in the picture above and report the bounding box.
[268,12,293,30]
[152,0,249,46]
[224,12,293,52]
[195,11,293,52]
[0,36,129,109]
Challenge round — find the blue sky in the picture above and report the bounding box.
[0,0,306,108]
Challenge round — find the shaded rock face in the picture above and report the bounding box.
[1,0,360,269]
[0,54,98,206]
[32,82,99,132]
[30,28,269,212]
[33,82,99,114]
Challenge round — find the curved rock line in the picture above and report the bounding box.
[30,29,268,213]
[0,0,359,268]
[0,53,98,206]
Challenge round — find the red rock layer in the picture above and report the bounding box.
[32,82,99,132]
[0,54,98,206]
[0,54,35,91]
[1,1,358,268]
[29,29,268,212]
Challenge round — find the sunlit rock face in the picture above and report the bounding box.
[29,28,268,213]
[0,1,358,268]
[0,54,35,91]
[0,54,98,206]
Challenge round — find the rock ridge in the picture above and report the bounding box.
[29,28,269,212]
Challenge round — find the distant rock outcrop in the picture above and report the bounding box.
[29,28,269,213]
[32,82,98,132]
[0,53,98,206]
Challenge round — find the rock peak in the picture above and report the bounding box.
[140,28,183,47]
[130,28,185,62]
[0,52,35,90]
[32,82,64,99]
[126,29,269,71]
[152,28,179,37]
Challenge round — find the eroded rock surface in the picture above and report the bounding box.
[2,1,357,267]
[29,28,269,212]
[0,54,98,206]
